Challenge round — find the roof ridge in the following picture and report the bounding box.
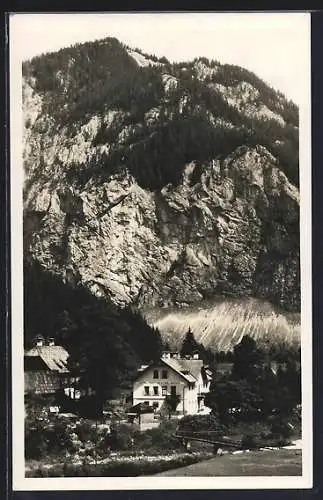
[161,357,198,382]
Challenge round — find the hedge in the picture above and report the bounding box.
[26,451,213,477]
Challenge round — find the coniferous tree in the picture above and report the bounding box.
[231,335,265,380]
[164,341,171,351]
[180,328,199,357]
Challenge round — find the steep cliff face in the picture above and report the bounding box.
[22,38,300,335]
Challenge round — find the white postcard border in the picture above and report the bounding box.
[9,11,312,491]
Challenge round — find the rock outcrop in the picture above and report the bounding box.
[22,37,300,336]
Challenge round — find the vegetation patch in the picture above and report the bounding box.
[26,450,213,477]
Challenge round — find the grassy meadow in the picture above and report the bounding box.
[155,448,302,476]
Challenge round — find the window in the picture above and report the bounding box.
[153,386,159,396]
[153,370,159,379]
[162,386,167,396]
[144,386,150,396]
[171,385,177,396]
[161,370,168,379]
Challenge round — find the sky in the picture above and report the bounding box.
[10,12,310,106]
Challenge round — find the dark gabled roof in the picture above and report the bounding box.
[128,403,154,414]
[24,345,69,373]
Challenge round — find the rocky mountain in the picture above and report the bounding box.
[22,37,300,348]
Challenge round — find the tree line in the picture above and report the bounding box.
[179,327,301,428]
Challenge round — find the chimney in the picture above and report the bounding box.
[48,338,55,346]
[193,353,199,360]
[34,335,45,347]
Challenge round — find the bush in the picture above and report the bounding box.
[25,416,77,459]
[75,421,97,443]
[133,420,181,453]
[268,416,293,446]
[178,414,227,439]
[45,421,75,455]
[229,418,293,449]
[108,423,135,451]
[25,420,48,460]
[241,434,258,450]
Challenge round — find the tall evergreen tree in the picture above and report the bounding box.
[231,335,265,380]
[180,327,199,357]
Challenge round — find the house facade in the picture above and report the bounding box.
[132,352,212,416]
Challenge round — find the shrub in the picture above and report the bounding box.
[47,465,65,477]
[241,434,258,450]
[75,421,97,443]
[133,420,181,453]
[45,421,75,455]
[108,423,135,451]
[25,420,48,460]
[25,416,77,459]
[268,416,293,446]
[230,418,293,449]
[178,414,227,438]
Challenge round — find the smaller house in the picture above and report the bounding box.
[127,402,159,431]
[24,336,70,395]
